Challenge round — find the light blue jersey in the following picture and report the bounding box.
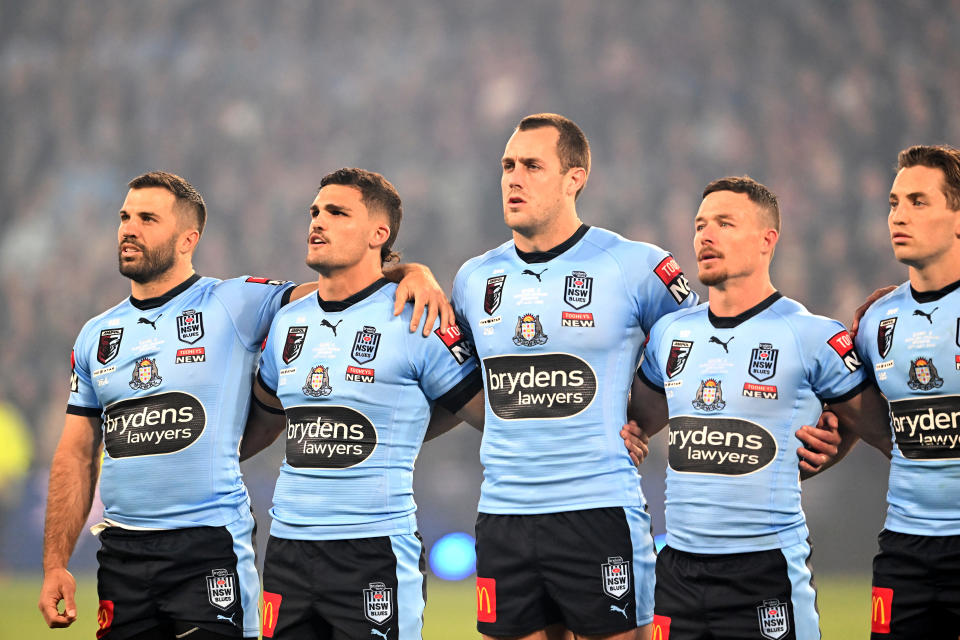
[855,280,960,536]
[258,278,482,540]
[640,293,869,553]
[452,225,697,514]
[67,274,293,529]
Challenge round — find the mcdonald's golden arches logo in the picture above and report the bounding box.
[652,614,671,640]
[871,586,892,634]
[96,600,114,639]
[476,577,497,623]
[261,590,283,638]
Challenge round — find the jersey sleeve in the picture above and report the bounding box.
[214,276,295,350]
[256,316,283,395]
[634,250,698,335]
[410,315,482,414]
[65,326,102,417]
[638,315,668,392]
[450,265,475,344]
[807,321,870,403]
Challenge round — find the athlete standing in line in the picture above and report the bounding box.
[242,168,486,640]
[37,171,449,640]
[630,176,892,640]
[852,145,960,639]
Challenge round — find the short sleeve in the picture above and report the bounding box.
[635,252,698,334]
[257,317,283,395]
[214,277,295,350]
[411,316,481,413]
[809,324,870,403]
[66,327,103,417]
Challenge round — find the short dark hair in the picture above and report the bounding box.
[128,171,207,235]
[517,113,591,199]
[320,168,403,263]
[897,145,960,210]
[702,175,781,232]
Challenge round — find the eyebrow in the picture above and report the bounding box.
[502,155,543,165]
[310,203,354,213]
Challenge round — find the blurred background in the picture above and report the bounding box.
[2,0,959,636]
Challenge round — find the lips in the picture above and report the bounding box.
[308,233,327,245]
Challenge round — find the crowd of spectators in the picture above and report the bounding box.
[2,0,958,571]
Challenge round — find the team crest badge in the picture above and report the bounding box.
[908,357,943,391]
[363,582,394,625]
[693,378,725,411]
[485,275,506,315]
[878,318,897,359]
[129,357,161,390]
[666,340,693,378]
[601,556,631,599]
[97,328,123,365]
[302,364,333,397]
[283,326,307,364]
[351,326,381,364]
[757,599,790,639]
[748,343,778,381]
[176,309,204,344]
[564,270,593,309]
[206,569,236,611]
[513,313,548,347]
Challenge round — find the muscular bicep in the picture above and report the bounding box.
[57,413,103,463]
[827,385,892,458]
[628,375,669,437]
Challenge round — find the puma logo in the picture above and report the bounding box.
[709,335,733,352]
[609,604,629,619]
[370,629,391,639]
[522,268,547,282]
[216,613,236,626]
[913,307,938,324]
[321,319,343,335]
[138,314,161,330]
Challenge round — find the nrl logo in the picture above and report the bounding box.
[908,357,943,391]
[302,364,333,397]
[206,569,236,611]
[601,556,631,599]
[692,378,725,411]
[363,582,394,625]
[129,357,162,390]
[512,313,548,347]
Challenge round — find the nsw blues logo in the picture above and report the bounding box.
[302,364,333,397]
[601,556,631,599]
[513,313,548,347]
[176,309,204,344]
[908,357,943,391]
[693,378,725,411]
[878,318,897,359]
[748,343,778,381]
[129,357,161,390]
[757,599,790,640]
[351,326,381,364]
[206,569,236,611]
[564,270,593,309]
[363,582,394,625]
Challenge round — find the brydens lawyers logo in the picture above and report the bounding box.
[872,586,892,634]
[476,577,496,623]
[363,582,394,625]
[98,328,123,365]
[485,275,506,315]
[262,591,282,638]
[206,569,236,610]
[601,556,630,599]
[757,599,789,639]
[652,615,671,640]
[96,600,114,639]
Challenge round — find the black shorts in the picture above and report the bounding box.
[261,533,426,640]
[871,530,960,639]
[96,519,258,640]
[653,541,819,640]
[474,507,655,637]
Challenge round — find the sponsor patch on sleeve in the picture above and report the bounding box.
[70,350,79,393]
[653,256,692,304]
[828,330,862,372]
[245,276,290,286]
[434,324,475,365]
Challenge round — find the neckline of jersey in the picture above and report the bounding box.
[707,291,783,328]
[514,224,590,264]
[129,273,201,310]
[316,277,391,312]
[910,277,960,303]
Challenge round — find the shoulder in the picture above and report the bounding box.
[861,282,911,324]
[582,226,672,267]
[650,302,707,336]
[770,296,848,341]
[456,240,514,280]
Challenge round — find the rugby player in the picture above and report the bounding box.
[241,168,486,640]
[38,171,450,640]
[851,145,960,639]
[630,176,892,640]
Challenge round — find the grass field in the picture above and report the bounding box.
[7,573,870,638]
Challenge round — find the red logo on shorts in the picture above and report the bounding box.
[96,600,114,639]
[871,586,893,634]
[262,591,283,638]
[476,577,496,623]
[652,614,671,640]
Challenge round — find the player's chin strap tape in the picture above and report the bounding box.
[252,392,285,415]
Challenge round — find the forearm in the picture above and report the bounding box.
[42,446,99,572]
[239,399,286,461]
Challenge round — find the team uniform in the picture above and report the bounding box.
[638,292,870,640]
[67,274,294,639]
[452,224,696,635]
[855,280,960,639]
[256,278,482,640]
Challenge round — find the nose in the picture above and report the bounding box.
[889,203,906,225]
